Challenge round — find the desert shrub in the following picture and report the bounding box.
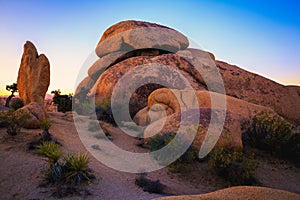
[38,141,62,163]
[135,173,165,194]
[282,133,300,166]
[0,111,8,127]
[0,109,28,135]
[63,153,94,185]
[9,97,24,110]
[208,147,258,186]
[88,121,100,132]
[52,90,72,113]
[242,111,292,155]
[148,132,199,172]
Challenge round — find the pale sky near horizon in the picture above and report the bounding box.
[0,0,299,96]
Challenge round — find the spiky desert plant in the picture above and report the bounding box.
[37,141,62,163]
[40,119,52,141]
[63,152,93,185]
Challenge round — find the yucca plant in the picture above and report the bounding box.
[37,141,62,163]
[40,119,52,141]
[37,141,64,183]
[63,153,93,185]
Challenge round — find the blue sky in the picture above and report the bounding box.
[0,0,299,95]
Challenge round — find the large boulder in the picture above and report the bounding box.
[134,88,273,126]
[17,41,50,105]
[90,54,207,117]
[95,20,189,57]
[16,102,47,129]
[216,60,300,125]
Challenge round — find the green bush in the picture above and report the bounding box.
[242,111,292,155]
[208,147,258,186]
[148,132,198,172]
[63,153,94,185]
[0,109,28,135]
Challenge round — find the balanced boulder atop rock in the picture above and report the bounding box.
[95,20,189,57]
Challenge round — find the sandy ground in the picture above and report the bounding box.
[0,112,299,199]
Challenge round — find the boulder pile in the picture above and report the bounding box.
[75,20,300,150]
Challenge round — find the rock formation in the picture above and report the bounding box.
[17,41,50,128]
[75,20,300,151]
[17,41,50,105]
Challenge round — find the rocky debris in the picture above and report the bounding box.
[153,186,300,200]
[17,41,50,105]
[16,102,47,129]
[95,20,189,57]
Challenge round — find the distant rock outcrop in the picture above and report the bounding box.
[17,41,50,128]
[216,61,300,125]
